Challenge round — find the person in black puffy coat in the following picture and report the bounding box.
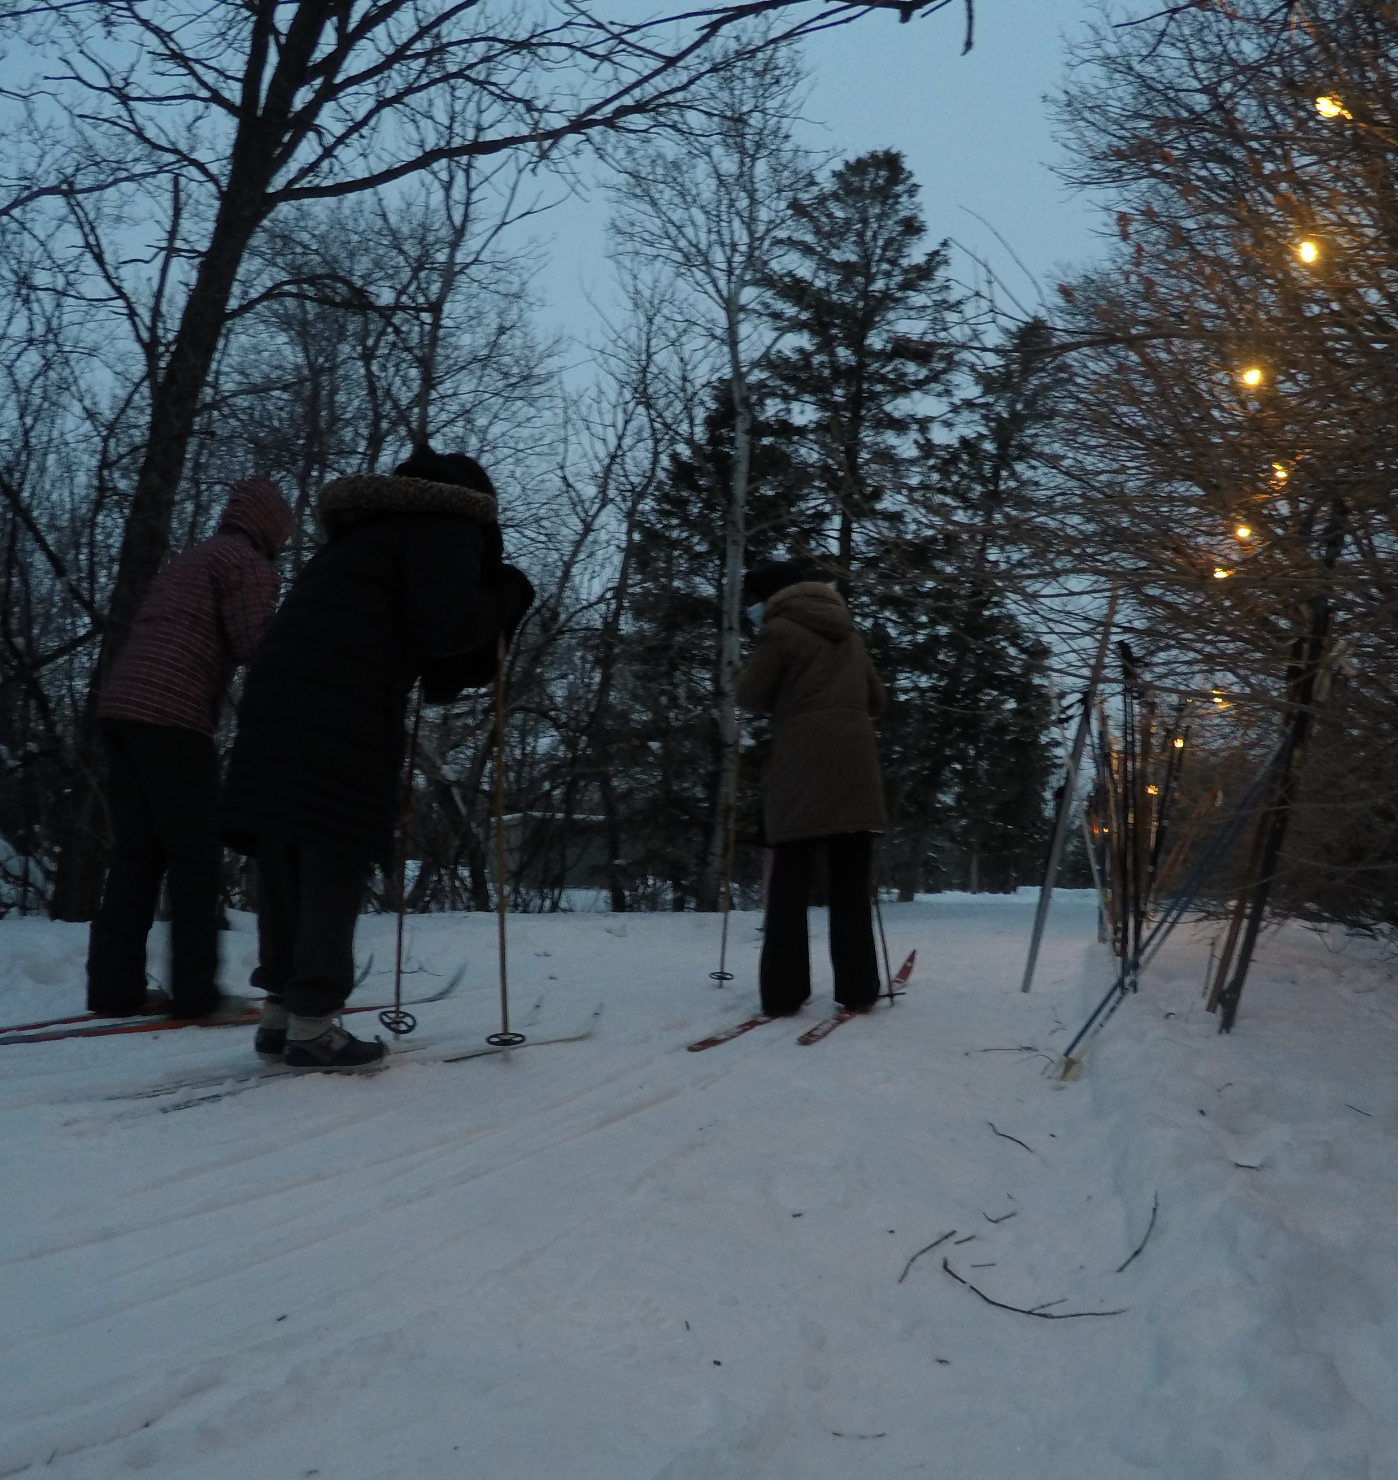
[219,446,534,1070]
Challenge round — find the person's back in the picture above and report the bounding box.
[98,478,293,736]
[737,564,888,1018]
[219,447,534,1071]
[87,477,293,1019]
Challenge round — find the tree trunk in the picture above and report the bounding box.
[699,309,752,910]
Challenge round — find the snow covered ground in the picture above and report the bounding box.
[2,892,1396,1480]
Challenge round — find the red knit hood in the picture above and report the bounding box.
[218,478,294,558]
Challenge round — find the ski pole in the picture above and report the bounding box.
[487,631,525,1047]
[380,687,423,1037]
[1021,586,1118,992]
[710,735,742,984]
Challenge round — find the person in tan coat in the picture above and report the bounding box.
[737,562,888,1016]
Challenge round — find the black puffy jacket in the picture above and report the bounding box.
[220,474,510,861]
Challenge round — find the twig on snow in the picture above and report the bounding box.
[983,1209,1017,1225]
[942,1259,1127,1319]
[1346,1103,1372,1116]
[897,1229,956,1284]
[1116,1192,1159,1274]
[988,1122,1035,1153]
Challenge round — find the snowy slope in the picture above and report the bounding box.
[1,894,1396,1480]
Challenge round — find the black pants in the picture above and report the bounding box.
[87,720,222,1015]
[760,832,880,1015]
[252,838,370,1018]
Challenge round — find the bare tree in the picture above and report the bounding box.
[606,39,815,908]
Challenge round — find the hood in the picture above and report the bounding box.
[316,472,498,536]
[218,477,294,558]
[764,581,853,642]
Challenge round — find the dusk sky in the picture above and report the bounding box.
[532,0,1109,343]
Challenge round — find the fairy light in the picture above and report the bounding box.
[1241,366,1265,388]
[1213,567,1231,579]
[1146,785,1160,796]
[1235,524,1252,540]
[1173,736,1185,750]
[1271,462,1289,483]
[1297,239,1320,264]
[1315,95,1347,119]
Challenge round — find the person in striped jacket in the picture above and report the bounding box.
[87,477,294,1019]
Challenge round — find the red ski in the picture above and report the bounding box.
[686,1014,777,1052]
[796,951,918,1045]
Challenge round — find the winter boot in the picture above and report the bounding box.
[254,999,288,1064]
[170,992,256,1023]
[283,1016,387,1072]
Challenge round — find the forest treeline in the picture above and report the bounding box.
[3,0,1398,932]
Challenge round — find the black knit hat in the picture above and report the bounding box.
[394,444,497,499]
[743,560,812,607]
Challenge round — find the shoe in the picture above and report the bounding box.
[283,1024,387,1072]
[87,987,172,1018]
[254,1025,287,1064]
[169,992,256,1023]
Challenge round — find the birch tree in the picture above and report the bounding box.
[606,42,814,909]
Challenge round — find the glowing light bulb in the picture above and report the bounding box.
[1297,239,1320,264]
[1241,367,1264,388]
[1173,737,1185,749]
[1271,462,1289,483]
[1315,95,1346,119]
[1235,525,1252,540]
[1213,567,1231,580]
[1146,785,1160,796]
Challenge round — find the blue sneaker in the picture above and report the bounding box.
[283,1024,387,1071]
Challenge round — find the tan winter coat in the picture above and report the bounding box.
[736,582,888,844]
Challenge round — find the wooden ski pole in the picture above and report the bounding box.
[380,687,423,1037]
[710,736,743,984]
[488,632,525,1047]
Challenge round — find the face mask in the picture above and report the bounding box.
[747,603,763,630]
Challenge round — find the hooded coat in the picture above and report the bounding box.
[98,478,294,736]
[219,472,514,863]
[736,581,888,844]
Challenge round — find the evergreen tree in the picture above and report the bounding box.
[764,154,1057,893]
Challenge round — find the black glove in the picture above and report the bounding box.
[418,565,536,701]
[493,564,535,635]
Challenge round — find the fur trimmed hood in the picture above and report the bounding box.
[316,473,498,534]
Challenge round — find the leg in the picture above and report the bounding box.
[760,839,817,1016]
[283,842,369,1020]
[252,838,300,1000]
[86,723,165,1013]
[827,832,881,1009]
[133,726,223,1015]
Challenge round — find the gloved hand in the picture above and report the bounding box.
[493,564,535,634]
[419,565,536,702]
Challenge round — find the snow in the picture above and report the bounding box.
[2,893,1397,1479]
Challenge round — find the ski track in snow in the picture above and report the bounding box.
[2,898,1397,1478]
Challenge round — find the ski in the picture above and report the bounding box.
[888,949,916,999]
[798,951,918,1044]
[0,954,379,1038]
[0,965,463,1048]
[141,1008,602,1113]
[686,1015,777,1052]
[687,951,916,1052]
[796,1008,858,1044]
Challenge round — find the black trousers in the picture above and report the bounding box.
[252,838,370,1018]
[87,719,222,1015]
[760,832,881,1015]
